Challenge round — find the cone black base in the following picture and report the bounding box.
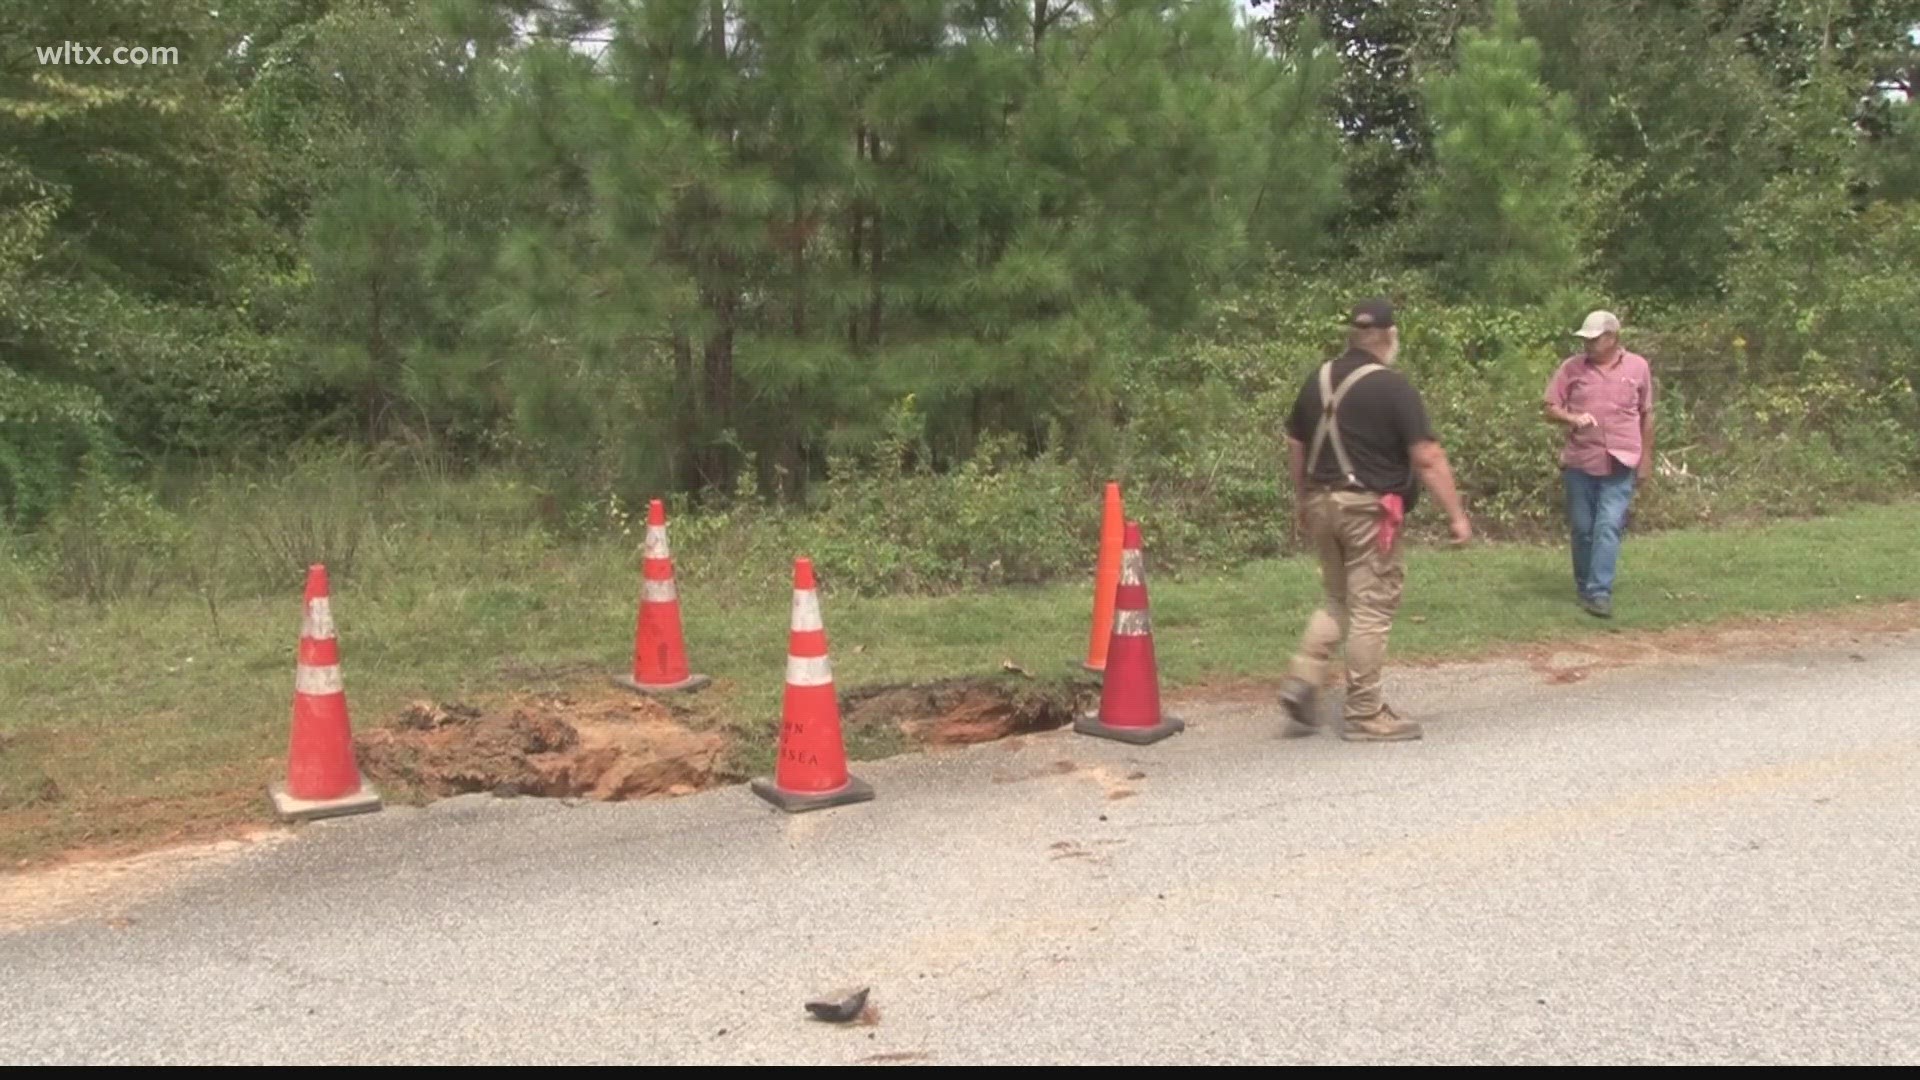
[1073,711,1186,746]
[611,672,713,696]
[750,774,875,814]
[267,776,382,822]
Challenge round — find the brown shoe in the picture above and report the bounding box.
[1277,677,1320,738]
[1341,704,1423,743]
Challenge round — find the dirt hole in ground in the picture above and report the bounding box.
[355,693,734,802]
[841,675,1094,748]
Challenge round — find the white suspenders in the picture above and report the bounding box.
[1304,360,1385,488]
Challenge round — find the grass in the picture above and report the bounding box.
[5,497,1920,868]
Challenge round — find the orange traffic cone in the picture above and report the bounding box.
[1079,482,1125,673]
[267,565,382,821]
[1074,521,1186,745]
[751,557,874,813]
[615,499,711,695]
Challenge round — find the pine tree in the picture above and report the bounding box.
[1524,0,1785,302]
[1247,19,1348,265]
[406,0,1291,501]
[1407,0,1592,305]
[1866,99,1920,203]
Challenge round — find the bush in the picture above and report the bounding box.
[0,368,118,532]
[798,412,1087,596]
[12,259,1919,605]
[35,461,190,602]
[186,444,382,597]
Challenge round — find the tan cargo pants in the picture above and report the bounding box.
[1287,488,1405,722]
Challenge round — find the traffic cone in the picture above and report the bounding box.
[1079,482,1126,673]
[267,565,382,821]
[614,499,711,695]
[751,557,874,814]
[1074,521,1186,745]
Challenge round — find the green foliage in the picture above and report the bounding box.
[1406,0,1595,305]
[0,0,268,304]
[1251,0,1489,233]
[356,0,1348,506]
[0,368,118,531]
[34,459,190,602]
[0,0,286,518]
[8,0,1920,596]
[1864,98,1920,202]
[1524,0,1786,302]
[186,444,385,596]
[1246,22,1350,263]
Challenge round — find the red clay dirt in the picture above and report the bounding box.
[1509,600,1920,684]
[354,692,734,802]
[1164,599,1920,702]
[840,676,1095,748]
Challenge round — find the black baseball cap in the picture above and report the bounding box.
[1346,297,1395,329]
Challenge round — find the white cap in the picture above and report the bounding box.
[1574,310,1621,339]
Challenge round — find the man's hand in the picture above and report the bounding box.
[1286,435,1308,544]
[1637,459,1653,483]
[1448,513,1473,546]
[1409,439,1470,549]
[1545,403,1596,430]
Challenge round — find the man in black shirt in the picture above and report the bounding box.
[1276,298,1471,742]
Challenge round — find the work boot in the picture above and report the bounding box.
[1341,703,1423,743]
[1277,676,1320,738]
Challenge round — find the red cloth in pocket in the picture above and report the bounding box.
[1378,492,1405,554]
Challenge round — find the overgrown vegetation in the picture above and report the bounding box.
[4,0,1920,598]
[8,498,1920,866]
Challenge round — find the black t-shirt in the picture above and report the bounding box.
[1285,348,1437,509]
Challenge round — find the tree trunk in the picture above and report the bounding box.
[849,122,867,353]
[702,275,736,490]
[867,129,884,344]
[366,275,388,444]
[792,193,806,334]
[672,332,698,491]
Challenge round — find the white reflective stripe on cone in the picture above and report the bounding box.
[295,663,345,695]
[303,597,336,641]
[644,526,671,560]
[643,578,678,603]
[1118,549,1145,587]
[786,654,833,687]
[1114,609,1152,637]
[790,590,824,633]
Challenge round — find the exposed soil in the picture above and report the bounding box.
[354,692,735,803]
[1512,600,1920,685]
[1165,600,1920,700]
[840,675,1095,748]
[9,600,1912,890]
[0,831,293,931]
[990,757,1148,804]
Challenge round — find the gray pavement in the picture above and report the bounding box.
[4,629,1920,1065]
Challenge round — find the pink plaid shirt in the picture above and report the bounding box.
[1543,350,1654,476]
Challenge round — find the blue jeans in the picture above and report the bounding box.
[1564,461,1637,602]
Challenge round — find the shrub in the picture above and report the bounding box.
[35,460,189,602]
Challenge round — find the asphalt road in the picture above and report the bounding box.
[5,628,1919,1065]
